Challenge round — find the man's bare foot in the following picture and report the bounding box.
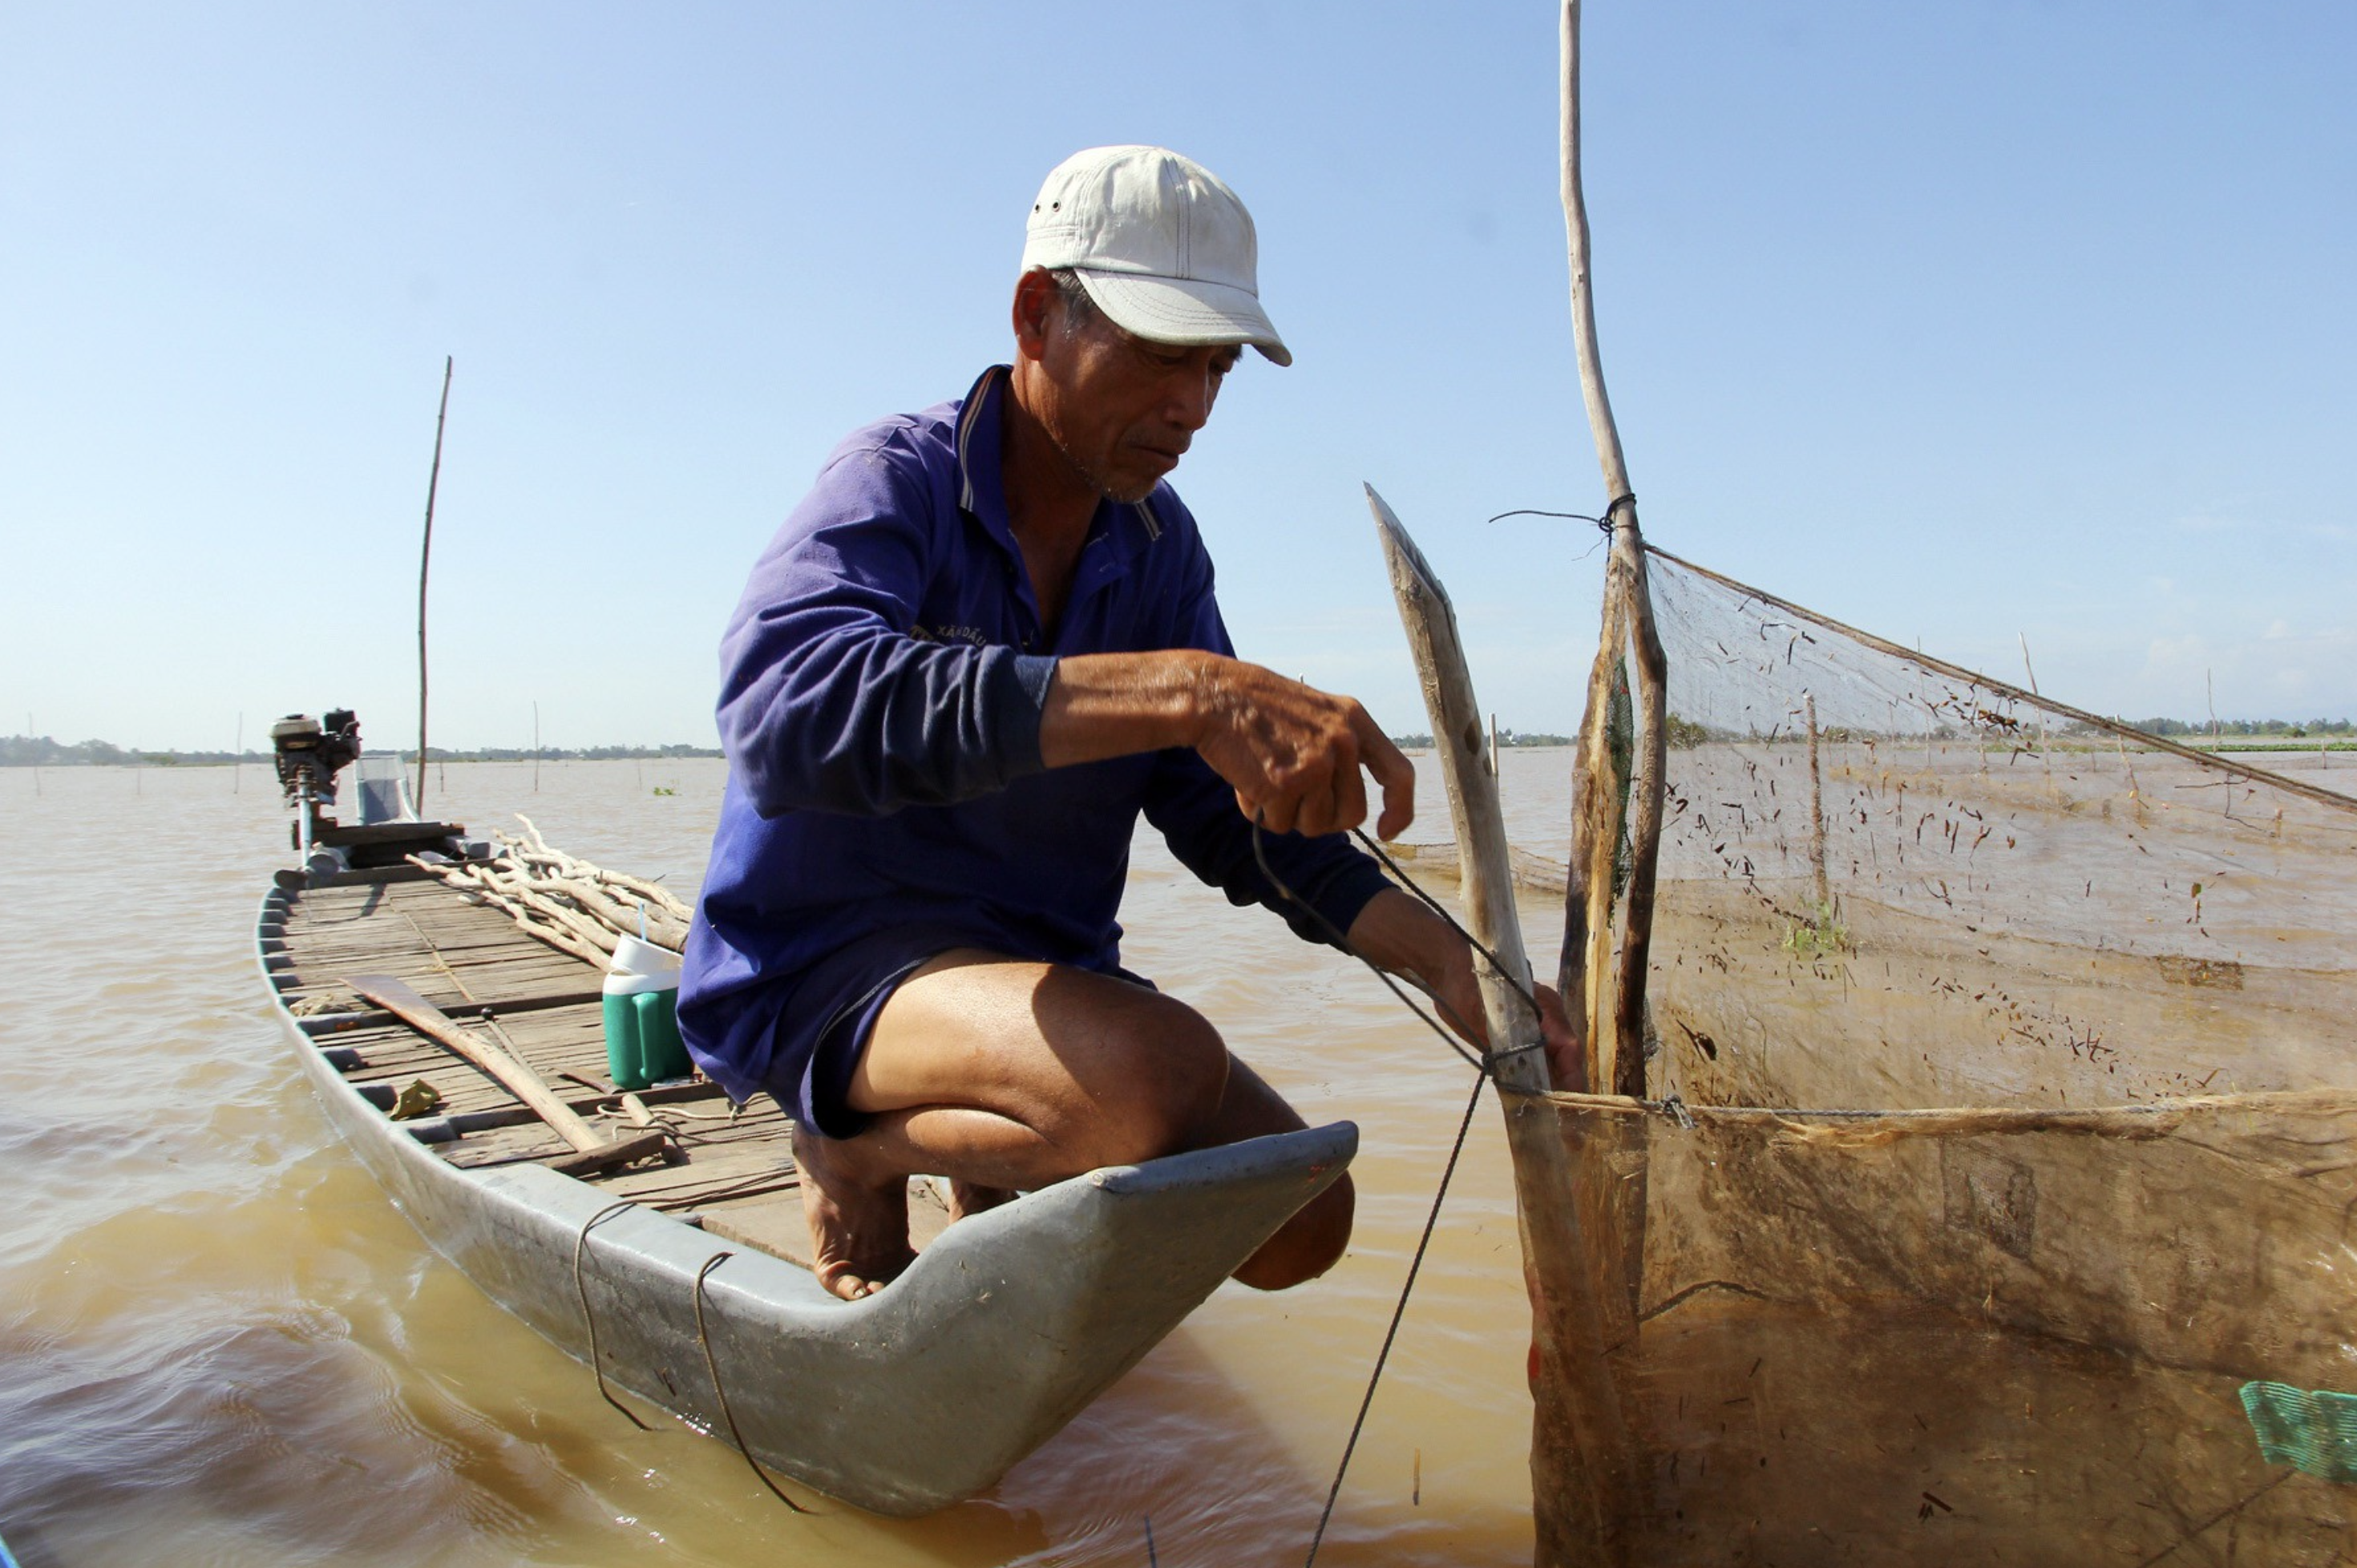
[945,1179,1017,1222]
[790,1122,913,1301]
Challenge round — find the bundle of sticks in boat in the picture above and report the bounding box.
[406,814,691,968]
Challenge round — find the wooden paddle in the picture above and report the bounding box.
[346,974,667,1177]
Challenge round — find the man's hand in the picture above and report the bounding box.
[1040,650,1414,840]
[1344,888,1575,1076]
[1187,658,1413,840]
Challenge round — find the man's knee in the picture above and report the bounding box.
[1235,1174,1354,1291]
[1076,992,1229,1166]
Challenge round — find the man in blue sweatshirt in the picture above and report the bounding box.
[682,146,1508,1299]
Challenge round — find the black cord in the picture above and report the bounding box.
[1346,829,1549,1035]
[572,1200,653,1430]
[1486,492,1635,536]
[1245,819,1545,1075]
[1302,1069,1489,1567]
[693,1252,820,1514]
[1241,815,1556,1562]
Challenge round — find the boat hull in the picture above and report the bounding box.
[256,879,1356,1515]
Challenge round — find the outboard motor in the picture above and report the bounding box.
[268,709,484,886]
[271,709,362,856]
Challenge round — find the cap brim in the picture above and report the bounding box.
[1074,270,1292,367]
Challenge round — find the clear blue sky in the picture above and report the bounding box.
[4,2,2350,753]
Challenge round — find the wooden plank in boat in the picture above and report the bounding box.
[275,873,963,1275]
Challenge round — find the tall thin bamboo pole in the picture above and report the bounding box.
[2020,632,2052,778]
[416,356,454,811]
[1559,0,1668,1098]
[1560,0,1629,503]
[1805,693,1829,912]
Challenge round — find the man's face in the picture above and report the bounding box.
[1033,303,1243,505]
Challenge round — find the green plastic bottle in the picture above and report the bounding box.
[602,934,683,1091]
[633,987,690,1081]
[601,975,652,1090]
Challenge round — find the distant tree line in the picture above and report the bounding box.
[0,735,722,767]
[1650,713,2354,749]
[2120,717,2353,738]
[1389,727,1574,749]
[0,737,211,767]
[12,714,2350,770]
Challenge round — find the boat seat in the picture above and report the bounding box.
[355,750,421,825]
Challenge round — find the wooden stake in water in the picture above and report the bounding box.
[416,356,454,812]
[2019,632,2052,778]
[1805,693,1829,913]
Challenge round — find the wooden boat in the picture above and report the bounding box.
[252,711,1355,1516]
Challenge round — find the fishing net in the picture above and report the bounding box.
[1519,545,2357,1564]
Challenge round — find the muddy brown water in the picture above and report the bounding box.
[8,743,2345,1564]
[0,754,1585,1567]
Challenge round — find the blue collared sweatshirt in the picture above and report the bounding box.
[679,366,1392,1108]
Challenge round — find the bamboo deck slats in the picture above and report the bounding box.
[269,875,912,1271]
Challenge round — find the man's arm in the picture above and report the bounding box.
[1040,649,1414,840]
[718,446,1057,818]
[1345,887,1579,1077]
[1069,650,1577,1071]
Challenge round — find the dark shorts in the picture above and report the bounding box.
[766,925,1155,1142]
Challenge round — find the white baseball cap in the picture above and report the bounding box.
[1020,145,1292,367]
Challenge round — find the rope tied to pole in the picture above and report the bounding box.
[1486,491,1635,536]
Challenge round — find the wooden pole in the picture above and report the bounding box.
[1805,693,1830,913]
[1369,485,1639,1562]
[2020,632,2052,778]
[1563,588,1626,1091]
[1560,0,1630,503]
[1366,485,1547,1090]
[1607,530,1668,1097]
[347,974,663,1174]
[1559,0,1668,1099]
[417,356,453,811]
